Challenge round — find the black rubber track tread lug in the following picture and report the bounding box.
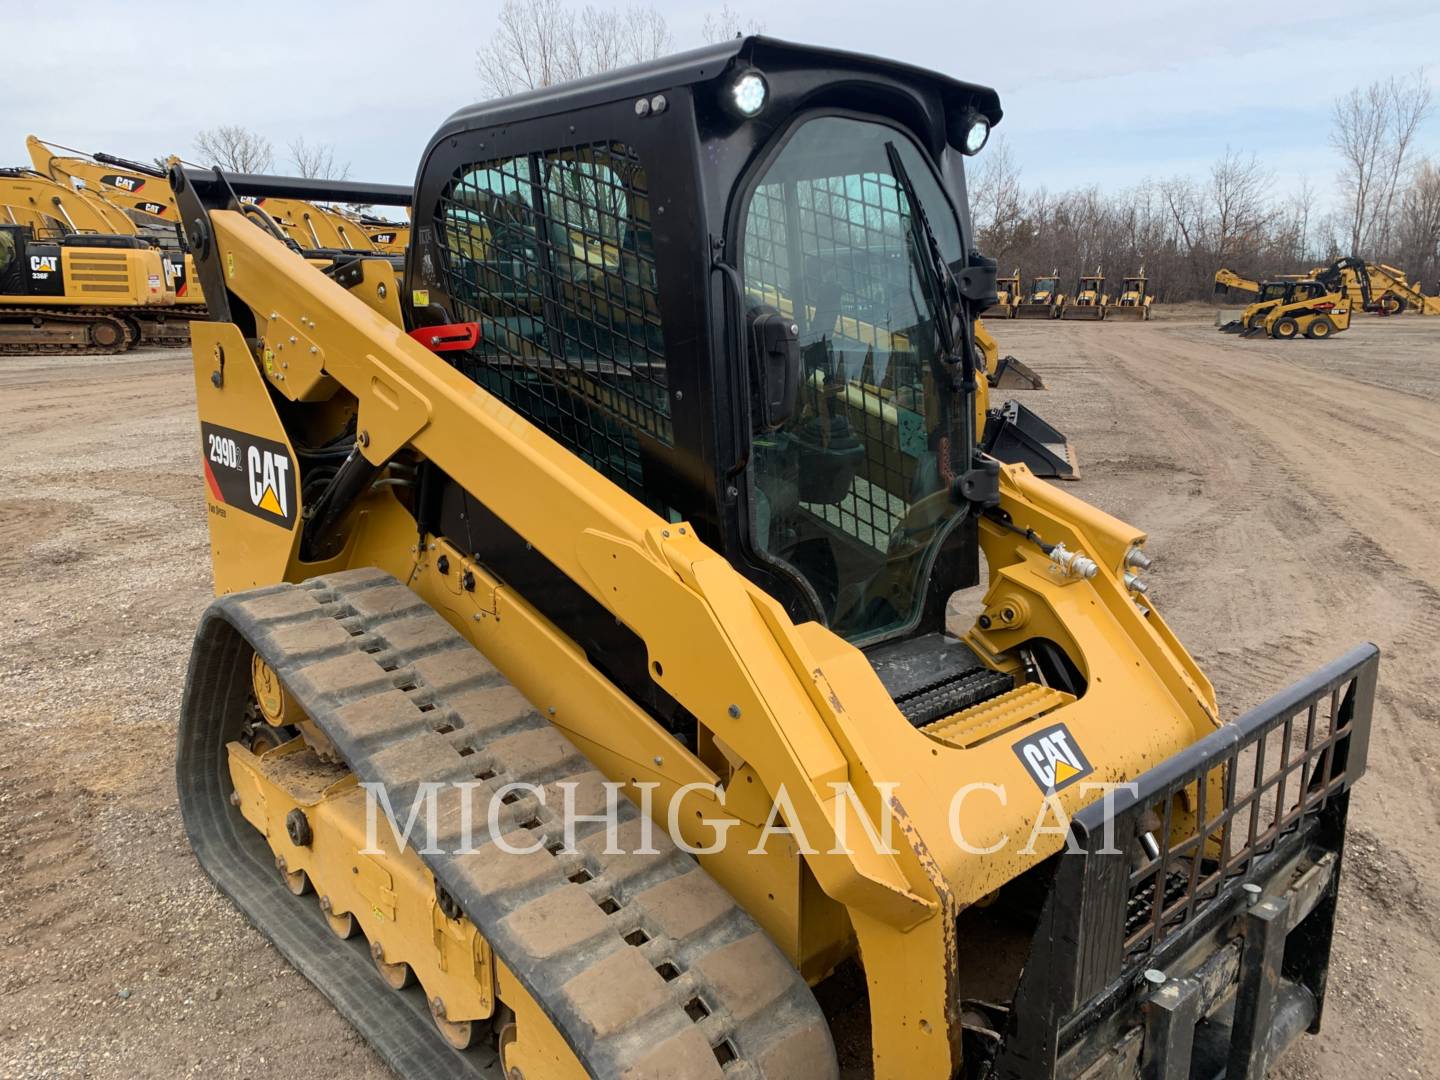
[179,568,838,1079]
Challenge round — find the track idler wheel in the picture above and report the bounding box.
[429,996,480,1050]
[88,318,127,350]
[319,896,357,939]
[275,855,311,896]
[370,941,415,991]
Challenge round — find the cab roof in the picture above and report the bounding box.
[446,36,1002,133]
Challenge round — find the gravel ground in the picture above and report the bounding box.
[1,313,1437,1077]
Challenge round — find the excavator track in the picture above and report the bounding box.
[134,311,199,348]
[0,306,135,355]
[179,567,836,1080]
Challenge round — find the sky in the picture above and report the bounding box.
[5,0,1439,214]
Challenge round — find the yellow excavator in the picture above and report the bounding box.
[28,136,179,224]
[1060,269,1106,320]
[1014,270,1064,318]
[352,212,411,254]
[170,36,1375,1080]
[26,138,209,310]
[1106,270,1153,321]
[0,168,188,350]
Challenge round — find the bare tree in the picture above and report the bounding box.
[1375,69,1433,254]
[1208,147,1274,264]
[1331,70,1433,256]
[1396,158,1440,290]
[702,3,764,42]
[288,137,351,181]
[193,125,274,173]
[478,0,672,98]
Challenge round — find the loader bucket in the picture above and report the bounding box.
[981,400,1078,480]
[989,354,1046,390]
[1106,305,1148,322]
[1061,306,1104,321]
[1217,319,1242,333]
[1240,321,1269,338]
[1014,305,1056,320]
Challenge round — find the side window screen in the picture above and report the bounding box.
[435,142,668,497]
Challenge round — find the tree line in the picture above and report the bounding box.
[970,70,1438,301]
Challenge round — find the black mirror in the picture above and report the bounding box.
[748,305,801,430]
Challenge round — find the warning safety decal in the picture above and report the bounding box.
[200,422,297,529]
[1012,722,1093,794]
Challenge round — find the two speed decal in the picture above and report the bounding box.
[200,422,297,529]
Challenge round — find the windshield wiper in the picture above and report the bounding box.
[884,141,959,358]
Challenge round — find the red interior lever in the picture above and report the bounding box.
[408,323,479,352]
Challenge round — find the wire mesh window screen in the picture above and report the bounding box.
[741,116,964,641]
[435,141,668,497]
[1120,677,1357,963]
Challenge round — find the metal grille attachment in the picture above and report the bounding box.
[434,142,667,497]
[994,645,1378,1079]
[1121,659,1368,964]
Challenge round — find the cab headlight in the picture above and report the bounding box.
[962,115,991,156]
[729,70,768,118]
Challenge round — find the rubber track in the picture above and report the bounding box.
[179,568,837,1080]
[0,306,134,355]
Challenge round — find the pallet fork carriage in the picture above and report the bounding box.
[170,35,1375,1079]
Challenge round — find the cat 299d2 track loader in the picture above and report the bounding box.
[173,36,1376,1080]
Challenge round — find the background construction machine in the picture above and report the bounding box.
[1221,279,1309,334]
[1014,270,1064,318]
[170,36,1375,1080]
[0,167,187,351]
[28,136,178,224]
[989,268,1020,318]
[1060,270,1106,320]
[1107,271,1153,320]
[1256,279,1355,340]
[1215,260,1438,316]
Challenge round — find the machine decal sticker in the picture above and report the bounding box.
[101,173,144,193]
[1012,722,1093,794]
[200,422,297,529]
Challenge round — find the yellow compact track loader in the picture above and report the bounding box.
[1060,270,1105,320]
[1013,271,1063,318]
[1107,271,1152,321]
[171,36,1376,1080]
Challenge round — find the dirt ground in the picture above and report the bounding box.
[1,312,1437,1078]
